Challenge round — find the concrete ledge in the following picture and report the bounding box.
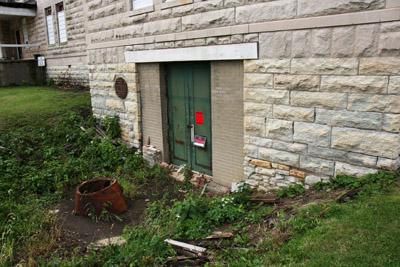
[0,6,36,17]
[125,43,258,63]
[249,7,400,33]
[160,0,193,10]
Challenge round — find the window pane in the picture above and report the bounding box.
[132,0,152,9]
[46,14,55,45]
[58,10,67,43]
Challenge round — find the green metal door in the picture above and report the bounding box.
[167,62,212,175]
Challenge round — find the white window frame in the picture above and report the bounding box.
[56,2,67,43]
[45,7,55,45]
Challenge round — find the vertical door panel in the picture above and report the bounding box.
[168,67,188,165]
[191,64,212,173]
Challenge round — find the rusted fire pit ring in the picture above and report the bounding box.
[74,177,127,216]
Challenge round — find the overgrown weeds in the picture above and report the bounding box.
[276,171,398,199]
[0,105,157,265]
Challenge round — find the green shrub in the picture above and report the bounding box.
[102,115,121,139]
[46,78,54,86]
[276,184,306,198]
[312,171,399,195]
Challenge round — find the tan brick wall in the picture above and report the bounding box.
[211,61,244,187]
[139,63,169,161]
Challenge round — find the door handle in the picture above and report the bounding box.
[187,124,195,143]
[190,124,194,143]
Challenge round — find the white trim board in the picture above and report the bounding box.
[0,44,39,48]
[125,43,258,63]
[0,6,36,17]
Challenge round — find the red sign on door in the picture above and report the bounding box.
[196,112,204,125]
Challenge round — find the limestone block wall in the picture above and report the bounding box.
[23,0,87,59]
[89,63,141,148]
[84,0,398,57]
[47,65,89,87]
[21,0,88,87]
[243,23,400,190]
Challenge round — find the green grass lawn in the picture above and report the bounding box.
[281,190,400,266]
[0,86,90,130]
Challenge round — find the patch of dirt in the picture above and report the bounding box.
[277,188,347,211]
[52,178,185,259]
[56,189,145,247]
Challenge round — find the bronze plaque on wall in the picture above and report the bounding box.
[115,77,128,99]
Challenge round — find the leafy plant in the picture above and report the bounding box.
[47,78,54,86]
[102,115,121,139]
[276,184,306,198]
[206,196,246,225]
[86,202,123,223]
[178,164,194,190]
[246,205,273,223]
[234,233,250,246]
[312,171,399,195]
[172,195,203,222]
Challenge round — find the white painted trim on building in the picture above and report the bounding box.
[0,6,36,17]
[125,43,258,63]
[88,7,400,51]
[0,44,39,48]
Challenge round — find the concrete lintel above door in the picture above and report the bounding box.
[125,43,258,63]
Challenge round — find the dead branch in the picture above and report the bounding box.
[337,188,361,203]
[205,232,233,240]
[95,125,107,139]
[165,239,207,254]
[250,197,279,204]
[317,207,331,218]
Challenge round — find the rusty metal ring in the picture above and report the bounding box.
[75,177,127,216]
